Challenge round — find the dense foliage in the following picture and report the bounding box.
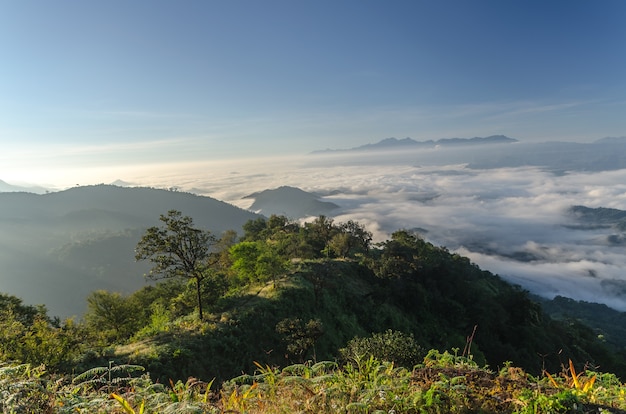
[2,211,626,412]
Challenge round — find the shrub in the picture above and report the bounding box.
[340,329,424,368]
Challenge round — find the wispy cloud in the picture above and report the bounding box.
[3,137,193,162]
[58,137,194,156]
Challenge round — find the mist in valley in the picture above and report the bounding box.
[180,139,626,311]
[2,138,626,316]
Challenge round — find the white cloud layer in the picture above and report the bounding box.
[8,145,626,310]
[129,149,626,311]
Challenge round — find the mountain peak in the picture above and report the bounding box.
[243,186,339,218]
[110,179,135,187]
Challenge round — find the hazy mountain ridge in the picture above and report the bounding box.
[0,179,49,194]
[0,184,259,229]
[311,134,517,153]
[309,136,626,173]
[0,185,260,317]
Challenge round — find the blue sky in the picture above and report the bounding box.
[1,0,626,185]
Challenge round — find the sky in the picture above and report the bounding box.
[1,0,626,187]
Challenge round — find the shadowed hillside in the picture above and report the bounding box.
[0,185,260,317]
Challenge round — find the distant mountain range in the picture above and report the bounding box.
[0,179,49,194]
[311,135,517,153]
[311,135,626,173]
[0,185,259,317]
[243,186,339,218]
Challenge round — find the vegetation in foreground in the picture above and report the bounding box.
[3,351,626,413]
[2,210,626,412]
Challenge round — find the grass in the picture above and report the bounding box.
[3,351,626,413]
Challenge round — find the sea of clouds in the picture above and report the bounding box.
[128,146,626,311]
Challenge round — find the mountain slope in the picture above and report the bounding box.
[0,185,260,317]
[104,234,624,383]
[243,186,339,218]
[538,295,626,351]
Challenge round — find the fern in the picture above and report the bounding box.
[73,360,145,392]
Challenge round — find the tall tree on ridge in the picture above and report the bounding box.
[135,210,217,321]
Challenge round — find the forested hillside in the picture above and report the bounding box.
[2,212,624,377]
[1,211,626,412]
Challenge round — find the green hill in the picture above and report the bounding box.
[72,220,625,383]
[2,213,626,412]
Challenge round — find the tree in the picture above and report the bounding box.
[276,318,324,363]
[0,294,85,369]
[329,220,373,258]
[242,217,268,241]
[135,210,217,321]
[85,290,137,341]
[255,244,290,287]
[229,241,263,283]
[303,215,338,257]
[368,230,422,279]
[213,229,239,270]
[0,292,46,325]
[229,241,290,287]
[340,330,424,368]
